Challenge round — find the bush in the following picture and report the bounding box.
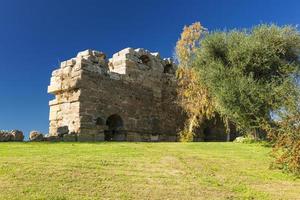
[178,129,194,142]
[266,115,300,175]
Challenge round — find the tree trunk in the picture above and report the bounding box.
[254,129,258,140]
[188,115,197,134]
[224,118,231,142]
[226,131,230,142]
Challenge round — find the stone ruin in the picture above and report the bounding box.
[48,48,236,142]
[0,130,24,142]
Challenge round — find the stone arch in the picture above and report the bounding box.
[163,64,173,74]
[139,55,151,66]
[203,127,211,142]
[104,114,125,141]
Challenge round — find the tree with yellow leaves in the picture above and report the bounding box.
[175,22,215,142]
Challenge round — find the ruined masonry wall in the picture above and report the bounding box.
[48,48,183,141]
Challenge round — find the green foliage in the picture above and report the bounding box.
[193,24,300,133]
[184,24,300,174]
[266,113,300,175]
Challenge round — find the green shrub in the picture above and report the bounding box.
[266,115,300,175]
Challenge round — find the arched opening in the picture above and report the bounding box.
[104,114,125,141]
[139,55,151,66]
[163,64,173,74]
[203,127,211,142]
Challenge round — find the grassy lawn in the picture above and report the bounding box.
[0,142,299,200]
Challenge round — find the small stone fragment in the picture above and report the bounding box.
[29,131,44,142]
[11,130,24,142]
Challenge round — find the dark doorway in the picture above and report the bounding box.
[139,55,151,66]
[203,126,228,141]
[203,127,211,141]
[163,64,173,74]
[105,114,125,141]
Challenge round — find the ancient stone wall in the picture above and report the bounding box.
[48,47,232,142]
[0,130,24,142]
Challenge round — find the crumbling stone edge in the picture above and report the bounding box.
[1,130,176,142]
[0,130,24,142]
[0,130,75,142]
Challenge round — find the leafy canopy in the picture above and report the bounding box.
[193,24,300,133]
[176,23,300,174]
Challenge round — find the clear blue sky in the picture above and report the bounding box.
[0,0,299,137]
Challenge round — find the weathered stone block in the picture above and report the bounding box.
[95,133,104,141]
[0,132,12,142]
[48,85,61,94]
[77,49,93,57]
[127,132,141,142]
[44,135,62,142]
[66,59,76,66]
[60,61,68,68]
[49,99,59,106]
[29,131,44,142]
[113,133,126,141]
[77,133,95,142]
[150,134,159,142]
[11,130,24,142]
[63,134,77,142]
[57,126,69,137]
[52,69,61,76]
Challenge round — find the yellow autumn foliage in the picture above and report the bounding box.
[175,22,215,142]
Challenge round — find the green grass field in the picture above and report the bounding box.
[0,142,299,200]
